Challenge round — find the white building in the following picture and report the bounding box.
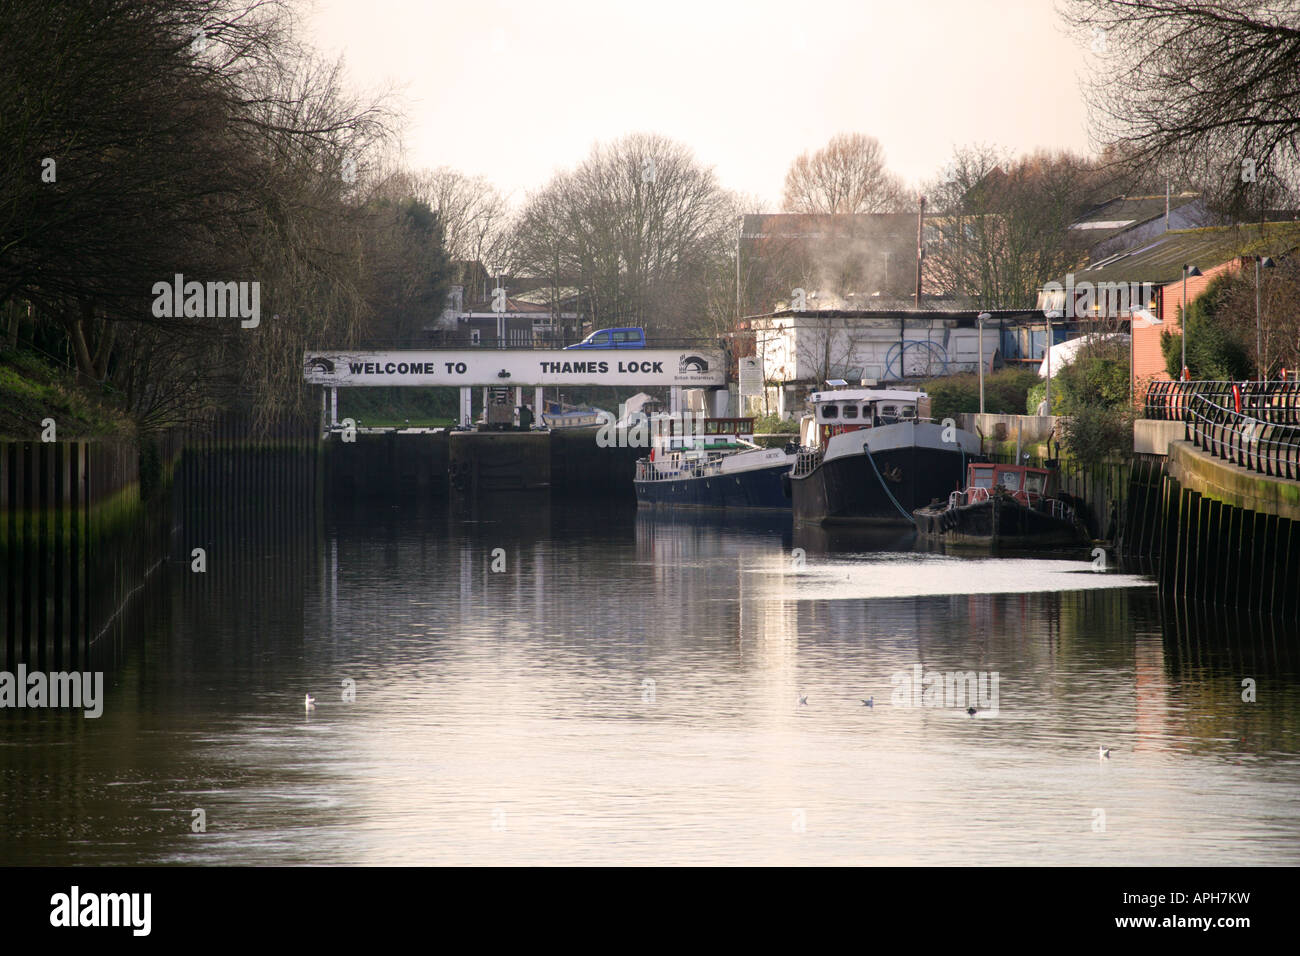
[747,309,1040,419]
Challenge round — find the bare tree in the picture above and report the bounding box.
[511,133,737,338]
[923,146,1121,308]
[1063,0,1300,219]
[382,167,514,290]
[0,0,442,432]
[782,133,908,214]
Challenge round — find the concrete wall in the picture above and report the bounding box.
[448,432,549,493]
[549,426,640,498]
[959,413,1062,445]
[1159,449,1299,615]
[1133,419,1185,456]
[1165,439,1300,521]
[327,431,449,500]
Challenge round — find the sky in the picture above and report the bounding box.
[304,0,1096,207]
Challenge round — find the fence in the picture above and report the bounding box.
[1144,380,1300,423]
[1,418,318,665]
[1,439,156,667]
[1185,394,1300,481]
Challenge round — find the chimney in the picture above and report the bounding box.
[915,195,926,308]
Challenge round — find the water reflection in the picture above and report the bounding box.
[2,496,1298,866]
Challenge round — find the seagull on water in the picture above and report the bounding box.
[861,697,873,708]
[304,694,316,712]
[798,695,808,706]
[1099,746,1111,760]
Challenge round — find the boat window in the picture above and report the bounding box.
[821,405,839,420]
[877,404,903,424]
[972,467,994,489]
[842,404,858,419]
[998,470,1022,491]
[898,405,916,419]
[1024,472,1045,495]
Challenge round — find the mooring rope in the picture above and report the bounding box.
[864,441,916,525]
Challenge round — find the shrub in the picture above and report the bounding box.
[1059,405,1134,462]
[918,368,1040,421]
[752,412,794,433]
[1025,380,1066,415]
[1056,349,1130,412]
[1027,338,1129,416]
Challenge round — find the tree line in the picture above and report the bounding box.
[5,0,1297,438]
[1,0,450,433]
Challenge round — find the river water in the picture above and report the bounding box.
[3,497,1298,866]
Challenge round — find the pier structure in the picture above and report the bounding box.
[1139,381,1300,613]
[303,347,729,497]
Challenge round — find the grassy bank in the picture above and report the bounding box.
[0,348,135,441]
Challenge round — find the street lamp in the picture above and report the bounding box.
[1180,264,1202,379]
[1045,310,1063,415]
[1254,255,1276,379]
[977,312,992,414]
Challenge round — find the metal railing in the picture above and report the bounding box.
[634,456,725,482]
[1145,380,1300,424]
[792,447,823,478]
[1040,498,1075,521]
[1185,394,1300,480]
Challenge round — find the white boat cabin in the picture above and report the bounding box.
[798,388,933,450]
[636,416,786,483]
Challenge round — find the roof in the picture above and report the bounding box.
[1068,193,1203,243]
[463,296,552,314]
[809,388,927,404]
[1062,222,1300,287]
[513,287,580,307]
[754,308,1042,327]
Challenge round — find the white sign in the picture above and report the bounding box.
[303,349,726,387]
[738,356,762,397]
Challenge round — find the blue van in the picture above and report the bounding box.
[565,327,645,349]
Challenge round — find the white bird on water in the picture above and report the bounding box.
[304,694,316,712]
[1099,746,1111,760]
[798,695,808,706]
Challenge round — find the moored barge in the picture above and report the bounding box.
[634,417,795,510]
[912,461,1084,548]
[788,387,980,526]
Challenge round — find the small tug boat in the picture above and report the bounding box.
[634,417,795,510]
[912,461,1084,548]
